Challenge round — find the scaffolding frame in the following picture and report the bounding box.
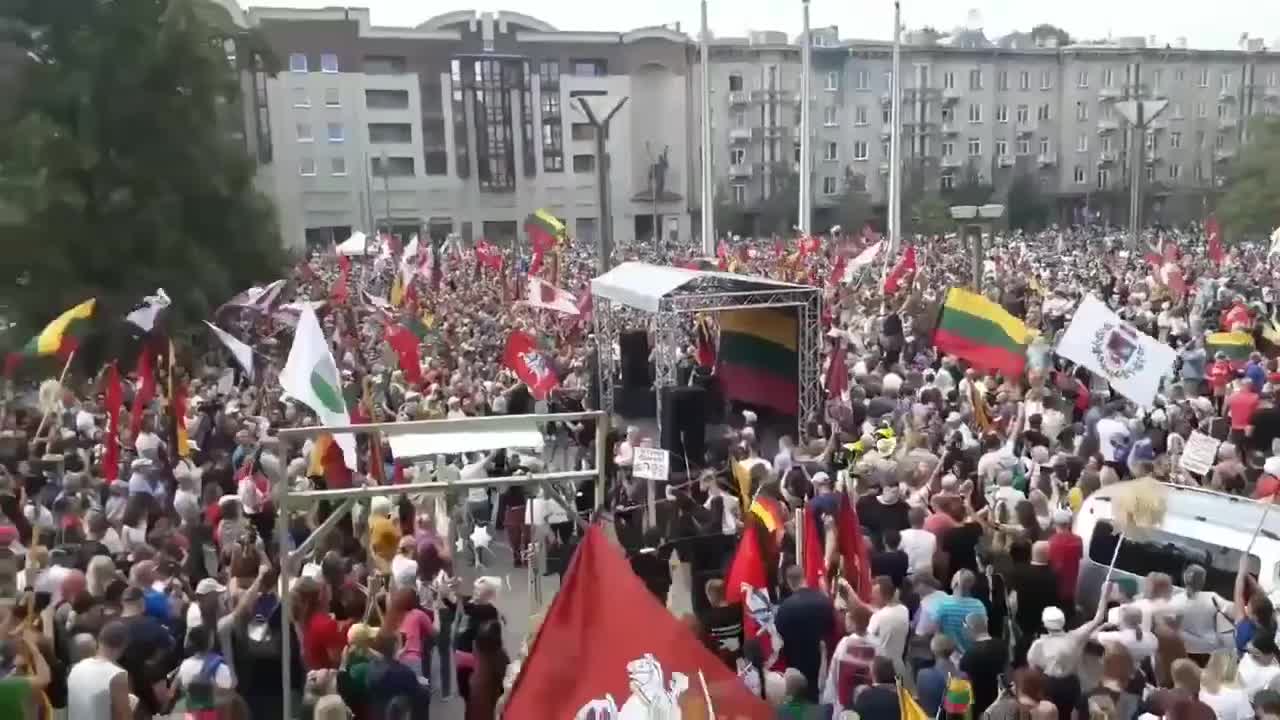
[268,411,609,720]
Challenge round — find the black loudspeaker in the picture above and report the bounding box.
[690,370,725,425]
[614,385,657,419]
[661,386,706,468]
[619,330,651,388]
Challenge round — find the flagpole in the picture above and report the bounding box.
[699,0,716,256]
[30,350,77,451]
[798,0,813,236]
[888,0,903,256]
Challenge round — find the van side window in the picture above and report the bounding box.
[1088,520,1259,598]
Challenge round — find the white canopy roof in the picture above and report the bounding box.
[336,231,368,256]
[387,416,544,460]
[590,261,805,313]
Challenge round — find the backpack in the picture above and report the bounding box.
[186,653,225,711]
[835,637,876,708]
[236,597,280,661]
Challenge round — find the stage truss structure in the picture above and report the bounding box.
[592,267,822,442]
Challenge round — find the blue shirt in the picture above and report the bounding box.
[143,588,171,621]
[1247,362,1267,390]
[935,595,986,652]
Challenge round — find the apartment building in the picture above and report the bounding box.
[241,7,693,251]
[696,27,1280,227]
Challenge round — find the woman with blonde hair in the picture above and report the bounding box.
[1200,650,1250,720]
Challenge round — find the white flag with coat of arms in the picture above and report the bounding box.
[1055,294,1176,407]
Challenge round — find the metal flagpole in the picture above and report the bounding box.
[700,0,716,256]
[798,0,813,236]
[888,1,903,255]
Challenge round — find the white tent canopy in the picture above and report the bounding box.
[386,416,544,460]
[336,231,368,256]
[590,261,806,313]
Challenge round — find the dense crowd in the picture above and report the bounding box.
[0,219,1278,720]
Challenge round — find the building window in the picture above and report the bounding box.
[1175,69,1186,83]
[1217,103,1230,119]
[1223,73,1236,93]
[941,141,954,157]
[1151,69,1163,94]
[880,140,890,157]
[940,171,954,190]
[1039,137,1050,155]
[289,53,308,73]
[997,71,1009,91]
[855,70,869,90]
[299,157,316,175]
[1019,71,1030,90]
[571,59,607,76]
[1074,166,1086,183]
[969,69,983,90]
[968,138,981,156]
[728,74,743,91]
[884,71,894,90]
[1146,165,1155,183]
[1097,168,1110,188]
[1169,163,1182,180]
[1037,104,1051,121]
[1101,67,1114,87]
[1171,102,1184,119]
[731,184,746,204]
[824,71,838,91]
[882,107,891,124]
[996,139,1008,156]
[823,106,838,126]
[330,157,347,176]
[729,147,745,165]
[854,141,868,160]
[368,123,412,143]
[995,104,1008,123]
[1076,70,1088,88]
[450,60,470,178]
[571,122,594,141]
[967,103,982,123]
[1102,136,1113,153]
[1040,70,1053,90]
[1170,132,1182,149]
[1077,134,1088,152]
[795,144,802,163]
[1076,102,1088,121]
[1195,130,1205,148]
[823,141,838,161]
[292,88,310,107]
[320,53,339,73]
[297,122,313,142]
[1197,102,1208,118]
[1194,163,1203,181]
[1198,68,1209,87]
[572,154,595,172]
[1270,71,1279,87]
[540,60,563,172]
[326,122,344,143]
[1016,104,1029,123]
[366,89,410,109]
[855,105,868,125]
[1145,131,1156,151]
[1215,133,1225,149]
[1017,138,1030,155]
[943,72,955,89]
[324,88,340,107]
[542,124,563,172]
[466,58,520,191]
[822,176,838,195]
[371,156,415,177]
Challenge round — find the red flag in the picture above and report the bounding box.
[1207,215,1225,266]
[715,239,729,270]
[103,363,122,482]
[503,525,774,718]
[803,492,873,601]
[383,323,422,385]
[883,245,918,294]
[332,254,351,305]
[475,239,503,273]
[129,347,156,446]
[828,253,848,288]
[799,234,821,256]
[825,339,848,400]
[575,291,594,323]
[502,331,559,400]
[723,516,781,669]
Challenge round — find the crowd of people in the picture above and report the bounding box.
[0,218,1278,720]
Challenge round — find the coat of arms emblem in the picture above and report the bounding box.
[574,653,691,719]
[1090,321,1146,380]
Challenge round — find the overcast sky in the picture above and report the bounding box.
[248,0,1278,51]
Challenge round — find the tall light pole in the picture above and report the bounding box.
[699,0,715,255]
[888,1,903,254]
[798,0,812,236]
[575,95,629,273]
[1116,61,1167,248]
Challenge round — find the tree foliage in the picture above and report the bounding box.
[755,168,799,236]
[910,195,952,237]
[944,161,996,206]
[832,167,872,233]
[1218,117,1280,238]
[1030,24,1072,47]
[1005,172,1050,231]
[0,0,286,335]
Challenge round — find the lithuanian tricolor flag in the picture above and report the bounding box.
[717,308,798,415]
[524,209,565,251]
[1206,330,1254,363]
[23,299,96,357]
[933,288,1030,377]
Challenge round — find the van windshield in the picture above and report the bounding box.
[1088,520,1260,598]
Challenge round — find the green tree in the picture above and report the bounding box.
[0,0,286,335]
[910,194,952,237]
[832,167,872,233]
[1006,172,1050,231]
[713,190,751,238]
[755,167,799,236]
[1030,24,1073,47]
[945,161,995,206]
[1218,117,1280,238]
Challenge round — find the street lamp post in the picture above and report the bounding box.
[950,203,1005,292]
[699,0,715,256]
[575,95,629,274]
[798,0,812,236]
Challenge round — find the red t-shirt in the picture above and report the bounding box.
[302,612,345,670]
[1254,475,1280,500]
[1226,390,1260,430]
[1208,361,1235,392]
[924,511,959,536]
[1047,531,1083,603]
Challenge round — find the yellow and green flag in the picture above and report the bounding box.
[22,299,96,357]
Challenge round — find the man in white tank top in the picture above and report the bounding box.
[67,620,132,720]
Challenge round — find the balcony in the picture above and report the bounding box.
[1266,87,1280,100]
[792,126,805,140]
[941,122,959,135]
[728,90,749,106]
[1038,152,1058,166]
[750,88,794,104]
[880,124,893,138]
[880,92,892,105]
[728,128,752,143]
[1219,117,1238,130]
[1219,89,1237,102]
[1097,119,1119,133]
[1145,151,1161,164]
[1148,119,1168,131]
[729,163,754,177]
[1214,148,1236,162]
[1099,87,1122,100]
[997,155,1015,168]
[941,156,963,169]
[1016,122,1037,136]
[879,161,890,174]
[1097,152,1117,164]
[942,87,962,103]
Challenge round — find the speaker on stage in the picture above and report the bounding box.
[661,386,706,467]
[690,369,725,425]
[614,385,657,419]
[619,330,651,388]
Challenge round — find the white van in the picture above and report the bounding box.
[1074,483,1279,618]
